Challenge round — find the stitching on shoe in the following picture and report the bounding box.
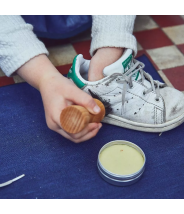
[127,91,163,110]
[91,86,120,96]
[159,95,166,123]
[155,107,164,124]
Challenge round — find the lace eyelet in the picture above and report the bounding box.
[155,98,160,102]
[129,85,133,89]
[143,91,146,96]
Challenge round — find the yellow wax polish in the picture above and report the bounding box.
[99,144,144,175]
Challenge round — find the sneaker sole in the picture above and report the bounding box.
[102,112,184,132]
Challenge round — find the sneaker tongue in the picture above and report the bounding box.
[103,49,141,81]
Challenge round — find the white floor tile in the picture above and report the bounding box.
[147,45,184,70]
[13,75,25,83]
[48,44,77,66]
[163,24,184,45]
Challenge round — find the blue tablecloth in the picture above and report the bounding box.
[0,55,184,199]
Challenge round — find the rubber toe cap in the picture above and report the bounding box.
[160,87,184,122]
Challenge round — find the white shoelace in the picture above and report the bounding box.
[105,59,165,113]
[0,174,25,188]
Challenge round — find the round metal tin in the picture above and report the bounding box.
[97,140,146,186]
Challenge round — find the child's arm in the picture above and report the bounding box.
[17,54,102,143]
[0,15,48,76]
[0,15,101,143]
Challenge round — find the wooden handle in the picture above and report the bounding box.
[60,99,105,134]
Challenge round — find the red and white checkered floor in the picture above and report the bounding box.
[1,15,184,91]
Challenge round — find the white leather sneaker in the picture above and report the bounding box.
[67,49,184,132]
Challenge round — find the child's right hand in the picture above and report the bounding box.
[39,71,102,143]
[17,54,102,143]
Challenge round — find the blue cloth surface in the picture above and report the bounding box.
[22,15,92,39]
[0,55,184,199]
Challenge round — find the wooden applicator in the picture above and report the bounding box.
[60,99,105,134]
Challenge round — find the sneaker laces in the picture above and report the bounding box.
[105,59,165,113]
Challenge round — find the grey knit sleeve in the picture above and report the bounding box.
[0,15,48,77]
[90,15,137,57]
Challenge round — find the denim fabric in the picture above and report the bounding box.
[0,55,184,199]
[22,15,92,39]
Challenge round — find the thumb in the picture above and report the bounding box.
[69,87,101,114]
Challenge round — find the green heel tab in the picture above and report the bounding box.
[122,54,132,72]
[67,55,86,89]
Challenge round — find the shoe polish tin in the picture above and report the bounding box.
[97,140,146,186]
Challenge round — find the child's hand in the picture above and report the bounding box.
[17,54,102,143]
[39,72,102,143]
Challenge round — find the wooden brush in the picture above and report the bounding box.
[60,99,105,134]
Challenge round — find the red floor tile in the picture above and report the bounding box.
[163,65,184,91]
[0,76,15,87]
[177,44,184,55]
[151,15,184,28]
[56,64,72,75]
[72,40,91,59]
[134,28,173,50]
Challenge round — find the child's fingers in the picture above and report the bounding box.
[76,127,100,143]
[50,111,102,142]
[68,123,102,140]
[52,104,102,137]
[56,125,101,143]
[68,87,101,115]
